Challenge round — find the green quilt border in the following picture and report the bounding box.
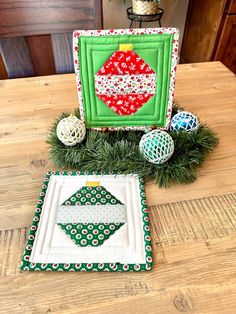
[20,171,152,272]
[78,34,173,128]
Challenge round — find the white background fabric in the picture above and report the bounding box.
[30,174,146,264]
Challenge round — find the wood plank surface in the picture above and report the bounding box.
[0,37,35,78]
[0,62,236,313]
[26,35,56,76]
[0,0,102,37]
[228,0,236,13]
[213,15,236,74]
[0,53,8,79]
[181,0,226,63]
[51,33,74,73]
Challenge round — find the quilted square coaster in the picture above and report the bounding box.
[73,28,179,130]
[20,171,152,272]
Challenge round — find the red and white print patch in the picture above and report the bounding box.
[95,50,157,115]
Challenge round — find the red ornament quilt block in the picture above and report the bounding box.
[73,28,180,130]
[95,50,157,115]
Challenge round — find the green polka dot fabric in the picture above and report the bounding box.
[20,171,153,272]
[57,186,125,247]
[59,222,123,247]
[62,186,122,206]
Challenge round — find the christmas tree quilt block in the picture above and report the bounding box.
[20,172,152,272]
[73,28,179,130]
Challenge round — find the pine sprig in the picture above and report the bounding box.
[47,106,219,188]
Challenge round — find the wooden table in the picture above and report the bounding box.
[1,62,236,314]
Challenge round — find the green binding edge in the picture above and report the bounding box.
[20,171,152,272]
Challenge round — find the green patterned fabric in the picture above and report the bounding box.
[20,171,153,272]
[61,186,122,206]
[59,223,123,247]
[58,186,125,247]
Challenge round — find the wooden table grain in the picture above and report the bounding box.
[1,62,236,314]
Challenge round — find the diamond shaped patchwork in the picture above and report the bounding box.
[95,50,157,115]
[57,186,126,247]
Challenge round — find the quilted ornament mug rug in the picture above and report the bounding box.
[20,171,152,272]
[73,28,179,130]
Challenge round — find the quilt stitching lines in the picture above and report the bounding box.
[20,171,152,272]
[73,28,179,130]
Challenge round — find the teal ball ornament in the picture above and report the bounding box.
[139,130,174,165]
[169,111,199,132]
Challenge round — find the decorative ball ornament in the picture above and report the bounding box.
[56,115,86,146]
[139,130,174,165]
[169,111,199,132]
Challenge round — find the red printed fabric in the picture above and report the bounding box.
[97,94,154,116]
[97,50,155,75]
[95,50,157,115]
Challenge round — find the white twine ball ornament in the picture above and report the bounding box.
[56,115,86,146]
[139,130,174,165]
[169,111,199,132]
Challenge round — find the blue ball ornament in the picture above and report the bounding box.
[169,111,199,132]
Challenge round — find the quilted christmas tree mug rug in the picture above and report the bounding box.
[20,171,152,272]
[73,28,179,130]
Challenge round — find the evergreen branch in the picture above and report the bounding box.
[46,105,219,188]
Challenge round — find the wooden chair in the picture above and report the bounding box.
[0,0,102,79]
